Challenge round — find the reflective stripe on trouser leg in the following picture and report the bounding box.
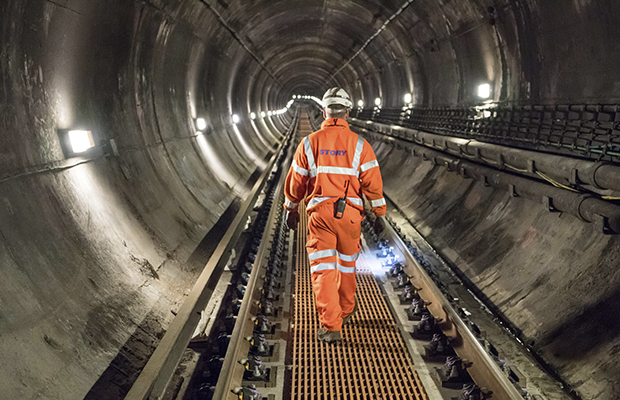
[311,269,342,331]
[336,215,362,318]
[337,258,357,318]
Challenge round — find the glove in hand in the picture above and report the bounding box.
[373,215,386,235]
[286,210,300,230]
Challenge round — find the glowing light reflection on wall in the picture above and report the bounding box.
[249,119,273,150]
[232,124,266,170]
[66,164,166,287]
[195,133,237,187]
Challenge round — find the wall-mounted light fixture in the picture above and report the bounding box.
[68,130,95,153]
[250,112,256,120]
[261,111,266,118]
[477,83,491,99]
[196,118,207,131]
[232,114,240,124]
[374,98,382,106]
[268,111,272,116]
[358,100,364,108]
[404,93,412,104]
[58,128,114,159]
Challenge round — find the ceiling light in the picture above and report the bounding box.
[268,111,272,116]
[196,118,207,131]
[477,83,491,99]
[232,114,240,124]
[68,130,95,153]
[375,98,381,106]
[358,100,364,108]
[250,112,256,120]
[404,93,412,104]
[261,111,266,118]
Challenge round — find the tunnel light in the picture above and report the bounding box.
[261,111,266,118]
[250,112,256,120]
[477,83,491,99]
[404,93,412,104]
[68,130,95,153]
[232,114,240,124]
[358,100,364,108]
[375,98,382,106]
[196,118,207,131]
[268,111,272,116]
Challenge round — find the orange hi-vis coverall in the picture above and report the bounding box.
[283,118,386,331]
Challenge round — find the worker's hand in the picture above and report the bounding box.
[373,215,386,236]
[286,210,300,230]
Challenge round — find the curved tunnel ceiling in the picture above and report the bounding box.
[2,0,620,399]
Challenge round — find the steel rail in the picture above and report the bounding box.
[124,110,299,400]
[383,223,524,400]
[210,115,296,400]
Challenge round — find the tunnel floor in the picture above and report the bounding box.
[290,115,428,400]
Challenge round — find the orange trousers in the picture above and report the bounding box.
[306,200,363,331]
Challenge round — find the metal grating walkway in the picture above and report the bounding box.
[291,112,428,400]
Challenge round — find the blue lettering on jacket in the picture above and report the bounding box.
[319,149,347,156]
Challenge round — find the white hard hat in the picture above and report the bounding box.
[322,87,353,109]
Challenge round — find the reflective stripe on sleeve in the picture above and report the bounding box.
[351,136,365,172]
[337,263,356,273]
[303,137,317,177]
[291,160,309,176]
[310,263,337,273]
[285,198,298,208]
[308,249,337,261]
[360,159,379,172]
[371,198,386,207]
[337,251,359,262]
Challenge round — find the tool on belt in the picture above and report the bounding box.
[334,180,350,219]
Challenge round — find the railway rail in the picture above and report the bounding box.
[122,108,565,400]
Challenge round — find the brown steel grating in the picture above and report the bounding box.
[291,113,428,400]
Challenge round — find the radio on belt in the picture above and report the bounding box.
[334,181,350,219]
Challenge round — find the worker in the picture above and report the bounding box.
[283,87,387,343]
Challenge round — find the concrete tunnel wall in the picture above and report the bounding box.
[1,0,620,399]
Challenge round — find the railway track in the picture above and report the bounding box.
[122,108,560,400]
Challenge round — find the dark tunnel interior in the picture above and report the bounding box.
[2,1,620,399]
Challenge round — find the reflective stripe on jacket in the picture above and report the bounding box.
[283,118,386,216]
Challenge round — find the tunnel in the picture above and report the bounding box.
[1,0,620,399]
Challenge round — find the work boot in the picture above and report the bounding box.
[342,302,358,326]
[317,327,341,343]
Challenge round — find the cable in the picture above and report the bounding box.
[199,0,283,87]
[504,164,529,173]
[330,0,416,80]
[533,171,580,192]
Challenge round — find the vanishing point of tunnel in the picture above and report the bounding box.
[1,1,620,400]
